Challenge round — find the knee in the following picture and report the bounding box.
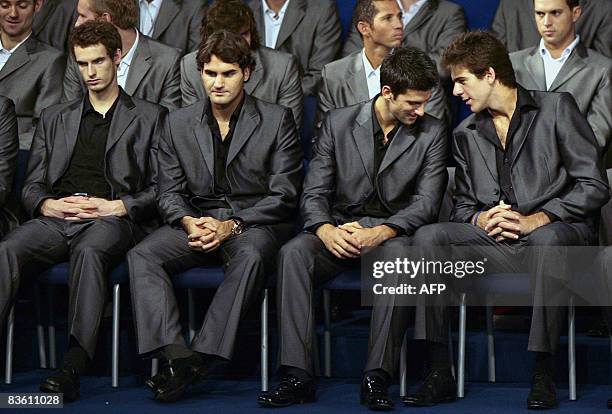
[235,243,266,266]
[127,240,155,263]
[278,235,316,265]
[413,224,450,246]
[72,245,106,260]
[527,225,566,247]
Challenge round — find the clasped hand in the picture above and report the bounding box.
[478,201,550,242]
[182,216,233,252]
[40,196,127,220]
[315,222,397,259]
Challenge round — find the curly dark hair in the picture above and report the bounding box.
[200,0,261,50]
[196,30,255,73]
[69,20,122,59]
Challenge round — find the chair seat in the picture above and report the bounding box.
[38,262,129,285]
[322,269,361,290]
[173,266,226,289]
[472,272,532,296]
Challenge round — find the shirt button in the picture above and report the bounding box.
[503,157,509,164]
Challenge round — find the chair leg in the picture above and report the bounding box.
[568,300,576,401]
[261,288,268,392]
[457,293,466,398]
[486,306,496,382]
[151,358,159,377]
[5,306,14,384]
[323,289,332,377]
[448,322,455,380]
[399,331,408,397]
[34,285,47,369]
[187,289,196,343]
[112,284,120,388]
[47,286,56,369]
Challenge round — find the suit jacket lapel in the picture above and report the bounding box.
[106,93,136,153]
[0,39,31,81]
[346,53,369,103]
[193,101,215,177]
[152,0,180,39]
[511,108,538,165]
[125,35,152,95]
[524,48,547,91]
[58,100,84,178]
[471,114,499,183]
[549,45,586,91]
[245,50,264,94]
[378,125,416,174]
[250,0,265,42]
[275,0,306,48]
[403,0,435,37]
[227,95,260,166]
[351,103,375,186]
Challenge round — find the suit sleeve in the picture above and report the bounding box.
[278,54,304,128]
[301,3,342,96]
[157,113,200,224]
[591,7,612,58]
[232,108,303,225]
[301,112,336,228]
[491,1,508,47]
[539,93,611,220]
[158,52,182,110]
[450,131,480,223]
[425,83,450,127]
[429,5,466,78]
[62,56,85,102]
[187,5,203,53]
[119,108,165,222]
[180,55,199,107]
[0,99,18,208]
[316,65,335,126]
[341,24,362,57]
[21,109,55,218]
[368,123,449,235]
[586,64,612,150]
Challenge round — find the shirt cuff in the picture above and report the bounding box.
[539,209,560,223]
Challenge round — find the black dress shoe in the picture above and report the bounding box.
[360,375,394,411]
[527,372,558,410]
[257,375,316,407]
[402,368,456,407]
[40,366,80,402]
[145,361,173,394]
[151,359,210,403]
[607,397,612,408]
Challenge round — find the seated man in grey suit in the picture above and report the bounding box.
[0,0,65,149]
[342,0,467,79]
[492,0,611,58]
[64,0,181,109]
[32,0,78,53]
[138,0,203,55]
[318,0,449,130]
[509,0,611,161]
[181,0,303,126]
[128,30,303,403]
[0,96,18,237]
[246,0,342,96]
[258,47,448,410]
[405,31,609,410]
[0,21,164,401]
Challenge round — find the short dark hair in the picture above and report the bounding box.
[200,0,261,50]
[380,47,439,95]
[90,0,138,30]
[533,0,580,10]
[442,31,516,88]
[69,20,122,59]
[352,0,389,34]
[196,30,255,73]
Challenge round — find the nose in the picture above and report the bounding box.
[452,82,463,97]
[393,16,403,30]
[213,75,224,89]
[415,103,426,117]
[543,14,552,26]
[87,63,96,78]
[8,5,18,18]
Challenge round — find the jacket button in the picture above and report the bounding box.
[493,189,499,195]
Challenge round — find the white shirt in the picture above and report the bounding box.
[117,31,140,89]
[539,35,580,90]
[262,0,290,48]
[396,0,427,28]
[139,0,163,37]
[0,34,31,73]
[362,49,381,99]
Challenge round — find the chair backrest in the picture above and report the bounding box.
[438,166,456,222]
[336,0,358,41]
[599,168,612,245]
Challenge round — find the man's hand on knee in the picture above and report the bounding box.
[315,223,361,259]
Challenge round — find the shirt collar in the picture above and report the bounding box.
[83,92,120,119]
[361,48,380,77]
[539,35,580,61]
[0,32,32,54]
[262,0,290,18]
[473,85,538,130]
[395,0,427,14]
[140,0,163,9]
[205,93,246,127]
[120,30,140,68]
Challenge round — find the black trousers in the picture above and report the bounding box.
[0,216,139,358]
[127,223,291,359]
[412,221,594,353]
[276,233,440,377]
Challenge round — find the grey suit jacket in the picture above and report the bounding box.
[492,0,612,58]
[317,51,450,126]
[451,88,610,233]
[247,0,342,96]
[63,34,181,110]
[0,97,18,235]
[158,94,303,226]
[0,36,65,150]
[146,0,203,54]
[23,91,165,231]
[510,43,612,150]
[302,99,449,235]
[180,47,303,126]
[32,0,78,53]
[342,0,466,77]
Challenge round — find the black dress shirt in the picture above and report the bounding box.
[54,96,117,198]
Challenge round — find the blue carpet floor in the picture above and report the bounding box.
[2,371,612,413]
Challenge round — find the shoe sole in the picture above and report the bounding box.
[527,401,558,410]
[40,382,79,402]
[257,396,316,408]
[154,372,206,403]
[402,396,457,407]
